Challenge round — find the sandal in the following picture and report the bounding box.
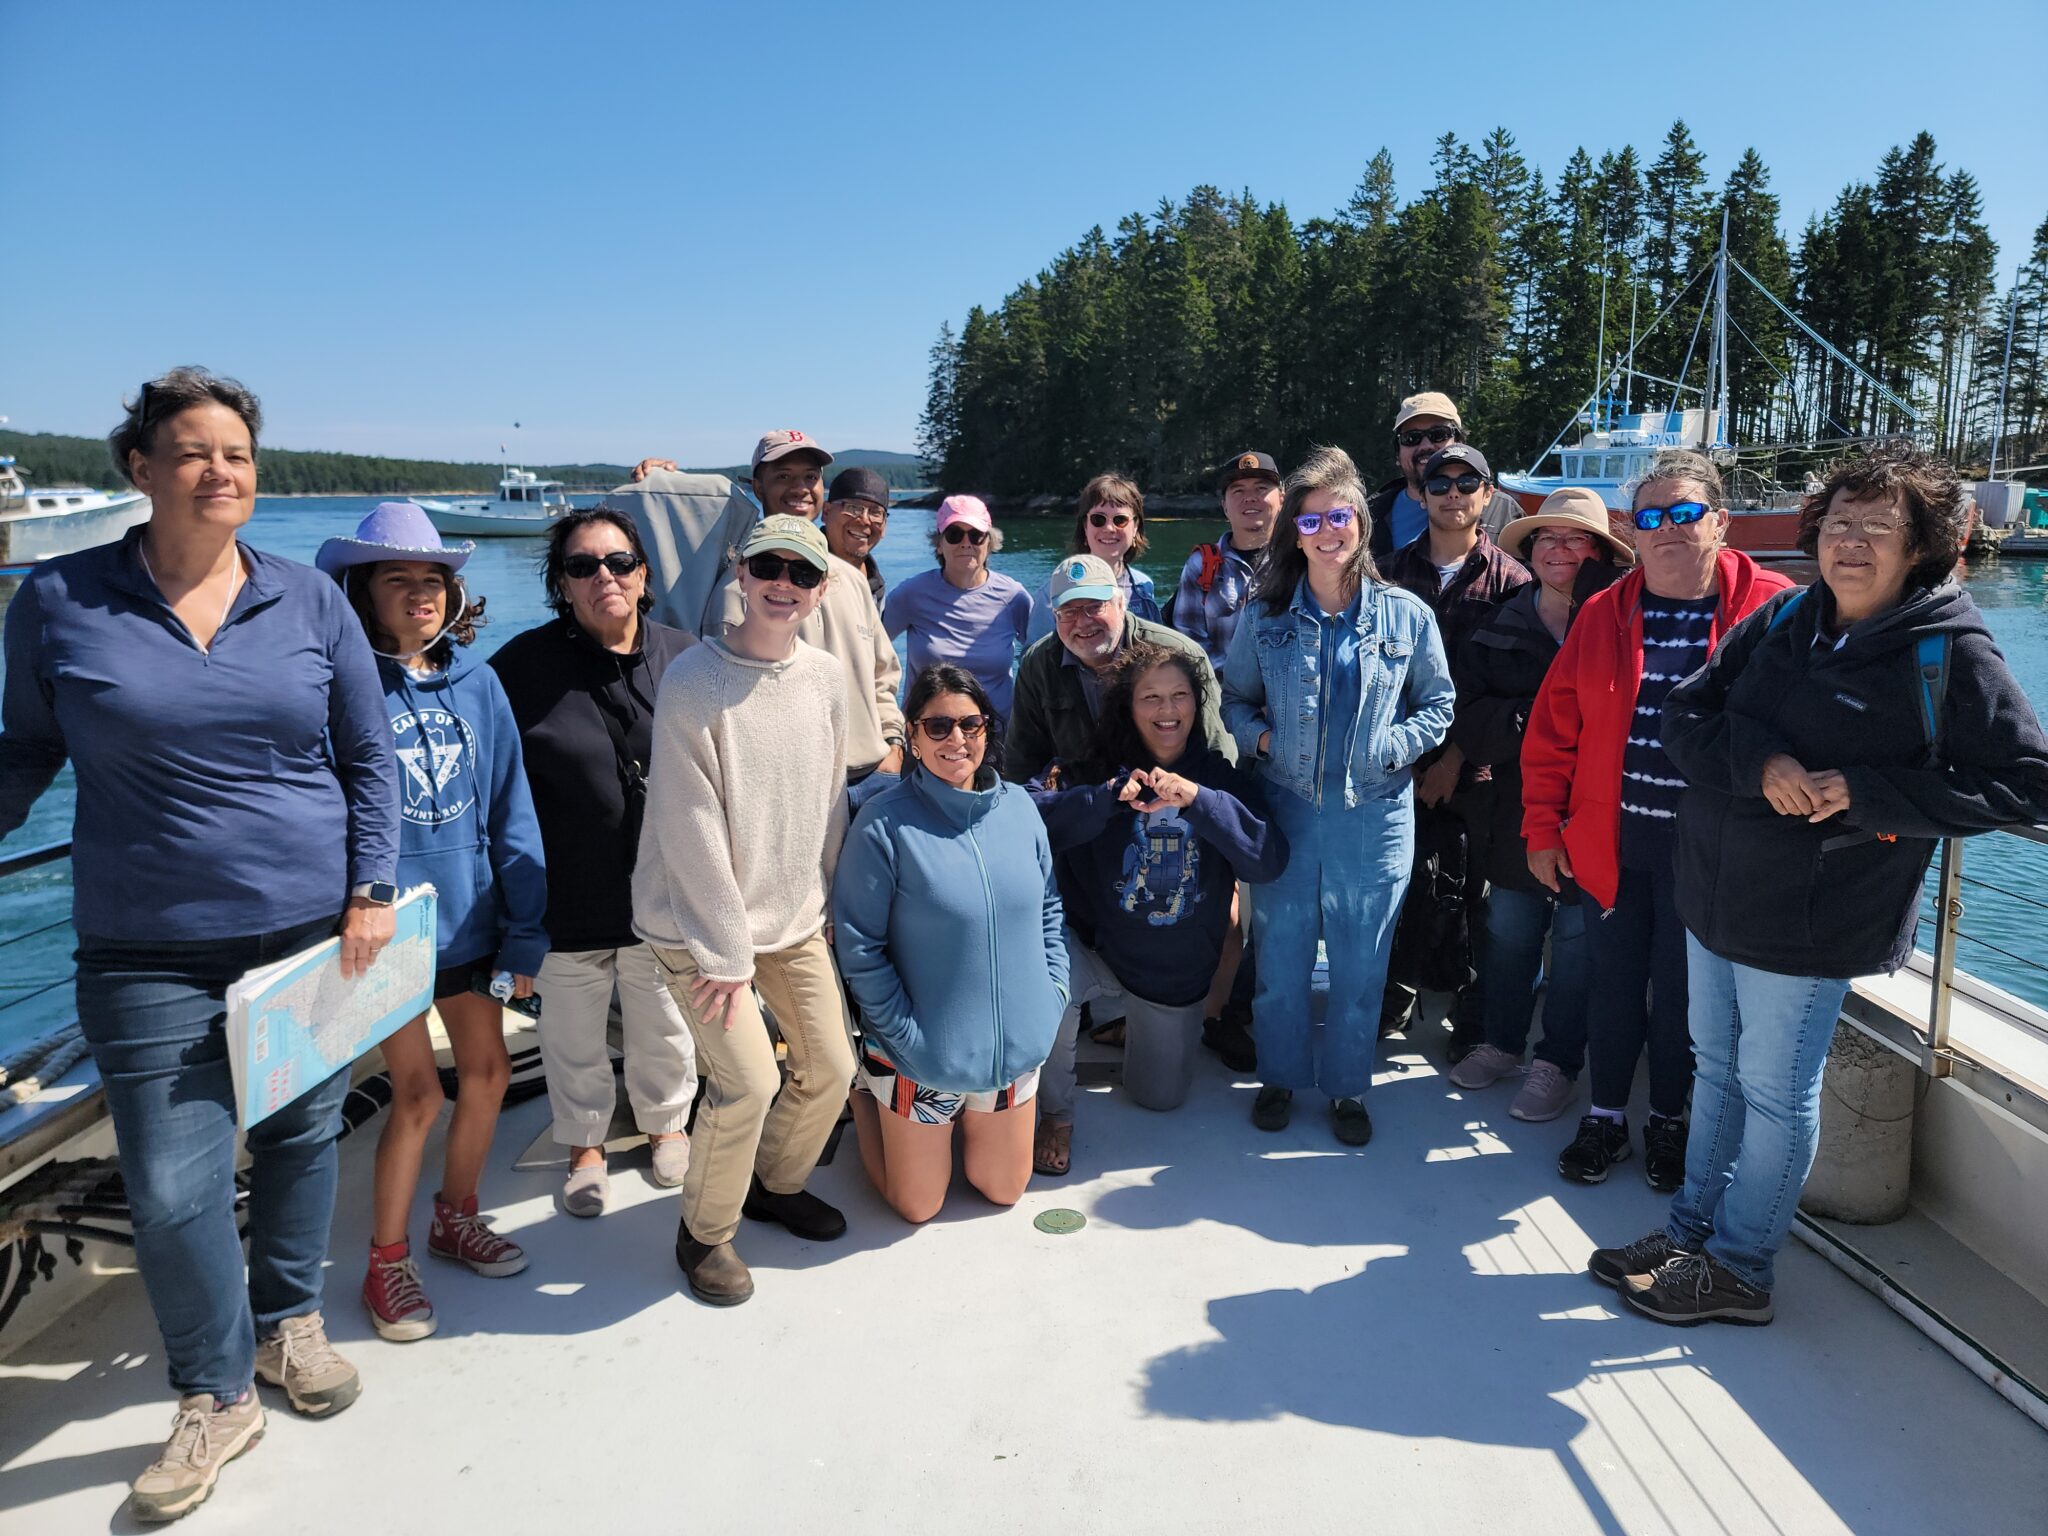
[1033,1120,1072,1178]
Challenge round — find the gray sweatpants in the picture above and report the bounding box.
[1042,932,1204,1122]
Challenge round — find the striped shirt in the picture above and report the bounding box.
[1620,593,1717,866]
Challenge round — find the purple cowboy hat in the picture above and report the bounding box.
[315,501,475,579]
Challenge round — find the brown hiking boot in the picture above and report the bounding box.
[254,1311,361,1416]
[677,1225,755,1306]
[129,1392,264,1523]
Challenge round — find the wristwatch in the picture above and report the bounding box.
[351,881,399,906]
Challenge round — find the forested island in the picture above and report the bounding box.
[920,126,2048,497]
[0,432,927,497]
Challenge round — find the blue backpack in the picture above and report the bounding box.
[1765,588,1950,751]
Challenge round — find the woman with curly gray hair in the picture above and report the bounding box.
[1590,443,2048,1327]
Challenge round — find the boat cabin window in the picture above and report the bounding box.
[1603,455,1626,479]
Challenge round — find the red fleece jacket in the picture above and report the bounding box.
[1519,549,1793,910]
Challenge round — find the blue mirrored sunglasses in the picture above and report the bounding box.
[1294,505,1358,536]
[1633,500,1709,532]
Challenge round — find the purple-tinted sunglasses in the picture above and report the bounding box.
[1295,505,1358,537]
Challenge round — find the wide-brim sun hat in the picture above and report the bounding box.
[316,501,474,578]
[1499,486,1636,565]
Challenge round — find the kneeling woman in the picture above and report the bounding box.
[1220,446,1455,1145]
[1593,445,2048,1325]
[833,664,1068,1223]
[318,503,550,1342]
[1031,642,1286,1159]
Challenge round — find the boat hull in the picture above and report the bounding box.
[1499,474,1805,561]
[0,491,150,571]
[421,503,560,539]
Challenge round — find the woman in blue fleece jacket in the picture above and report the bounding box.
[832,663,1068,1224]
[1031,641,1287,1148]
[319,504,549,1343]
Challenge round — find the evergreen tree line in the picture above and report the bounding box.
[0,430,637,495]
[920,125,2048,498]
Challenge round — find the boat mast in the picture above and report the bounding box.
[1989,284,2019,478]
[1716,206,1732,449]
[1594,235,1610,433]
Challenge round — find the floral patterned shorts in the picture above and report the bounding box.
[858,1047,1040,1124]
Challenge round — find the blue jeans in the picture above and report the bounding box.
[1665,935,1852,1292]
[1251,778,1412,1100]
[75,915,351,1400]
[1482,885,1588,1073]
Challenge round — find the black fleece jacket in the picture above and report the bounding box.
[1663,579,2048,978]
[489,615,695,952]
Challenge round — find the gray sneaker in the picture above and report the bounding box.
[561,1157,609,1216]
[130,1393,265,1523]
[1448,1044,1522,1090]
[1510,1059,1576,1122]
[254,1311,361,1417]
[648,1134,690,1189]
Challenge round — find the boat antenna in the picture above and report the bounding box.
[1713,206,1732,450]
[1594,234,1610,433]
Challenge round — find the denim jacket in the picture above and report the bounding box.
[1219,577,1455,808]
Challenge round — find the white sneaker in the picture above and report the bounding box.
[1448,1044,1523,1090]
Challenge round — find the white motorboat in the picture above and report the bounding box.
[0,457,150,574]
[420,468,571,538]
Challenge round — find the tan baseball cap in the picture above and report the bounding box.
[1499,486,1636,565]
[740,513,833,571]
[1394,391,1463,431]
[750,429,834,471]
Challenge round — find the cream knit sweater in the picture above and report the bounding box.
[631,637,848,980]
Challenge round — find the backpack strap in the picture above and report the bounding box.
[1915,632,1951,751]
[1195,541,1224,594]
[1764,587,1806,635]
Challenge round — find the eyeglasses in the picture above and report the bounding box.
[943,525,989,545]
[1530,531,1596,553]
[1424,472,1486,496]
[1818,515,1903,540]
[562,551,644,580]
[1397,425,1460,449]
[744,552,825,588]
[1632,501,1711,532]
[1294,506,1358,536]
[1088,510,1135,529]
[914,713,990,741]
[833,501,888,524]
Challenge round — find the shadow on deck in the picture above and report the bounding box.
[3,1031,2045,1535]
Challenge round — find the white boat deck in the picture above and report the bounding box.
[4,1040,2046,1535]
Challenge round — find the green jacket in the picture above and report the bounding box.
[1000,616,1235,784]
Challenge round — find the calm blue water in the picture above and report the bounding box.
[3,498,2045,1052]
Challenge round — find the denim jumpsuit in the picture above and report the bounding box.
[1220,579,1455,1099]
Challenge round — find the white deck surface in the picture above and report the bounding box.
[4,1043,2046,1535]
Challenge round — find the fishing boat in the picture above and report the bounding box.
[1500,212,1911,561]
[0,457,150,576]
[419,468,571,538]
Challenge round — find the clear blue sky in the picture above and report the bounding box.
[5,0,2043,468]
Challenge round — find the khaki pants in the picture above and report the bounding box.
[533,944,699,1148]
[651,932,854,1246]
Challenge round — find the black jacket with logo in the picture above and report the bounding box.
[1663,579,2048,978]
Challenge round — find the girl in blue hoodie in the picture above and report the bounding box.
[317,504,549,1343]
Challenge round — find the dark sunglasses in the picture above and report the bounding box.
[943,525,989,545]
[1294,506,1358,536]
[1088,510,1134,529]
[1425,472,1486,496]
[1632,501,1710,532]
[745,552,825,588]
[562,551,643,580]
[914,713,990,741]
[1397,425,1460,449]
